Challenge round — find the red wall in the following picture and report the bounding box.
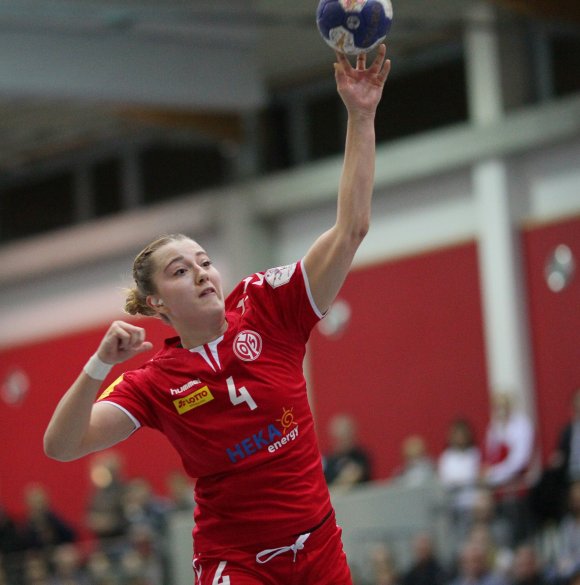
[309,241,491,480]
[1,243,490,527]
[2,218,579,529]
[0,318,181,532]
[522,214,580,460]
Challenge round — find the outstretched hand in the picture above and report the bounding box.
[334,44,391,117]
[96,320,153,365]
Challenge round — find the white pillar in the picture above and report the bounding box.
[464,2,504,125]
[464,2,536,415]
[473,162,536,415]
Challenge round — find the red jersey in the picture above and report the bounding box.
[97,261,332,553]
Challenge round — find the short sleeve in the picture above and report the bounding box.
[96,369,158,430]
[229,260,324,344]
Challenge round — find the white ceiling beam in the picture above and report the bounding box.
[1,92,579,286]
[0,26,265,110]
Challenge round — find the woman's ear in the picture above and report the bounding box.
[146,296,164,310]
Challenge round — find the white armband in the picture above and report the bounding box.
[84,354,113,381]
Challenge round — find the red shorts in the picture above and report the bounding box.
[192,511,353,585]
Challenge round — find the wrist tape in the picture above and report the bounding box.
[84,354,113,381]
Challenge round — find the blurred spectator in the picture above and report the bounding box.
[122,478,168,537]
[401,532,447,585]
[0,501,23,582]
[530,465,568,528]
[552,389,580,483]
[20,484,76,552]
[121,480,171,585]
[165,471,195,512]
[555,480,580,579]
[483,393,535,490]
[323,414,372,491]
[393,435,436,487]
[49,543,89,585]
[22,551,51,585]
[448,541,508,585]
[467,487,514,551]
[368,542,399,585]
[510,544,548,585]
[86,452,128,545]
[119,524,163,585]
[0,501,22,553]
[438,418,481,535]
[569,570,580,585]
[534,388,580,525]
[85,549,119,585]
[466,522,513,577]
[482,392,535,545]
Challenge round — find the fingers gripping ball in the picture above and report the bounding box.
[317,0,393,55]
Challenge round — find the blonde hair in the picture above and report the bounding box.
[124,233,190,317]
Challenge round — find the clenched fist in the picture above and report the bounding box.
[96,321,153,365]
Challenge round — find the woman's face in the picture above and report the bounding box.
[493,394,512,421]
[450,424,470,448]
[149,238,225,327]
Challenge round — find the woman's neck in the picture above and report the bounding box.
[176,317,228,349]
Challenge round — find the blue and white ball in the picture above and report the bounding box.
[316,0,393,55]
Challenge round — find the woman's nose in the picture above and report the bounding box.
[195,266,208,283]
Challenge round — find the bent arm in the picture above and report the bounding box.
[44,320,152,461]
[44,372,136,461]
[486,416,534,485]
[304,47,390,314]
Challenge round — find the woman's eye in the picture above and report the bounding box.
[202,260,212,267]
[174,268,187,276]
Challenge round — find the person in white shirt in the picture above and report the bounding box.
[483,393,534,490]
[438,418,481,535]
[482,392,535,545]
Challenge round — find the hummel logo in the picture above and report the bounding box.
[170,379,202,396]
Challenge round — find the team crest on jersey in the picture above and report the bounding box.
[265,263,296,288]
[233,330,262,362]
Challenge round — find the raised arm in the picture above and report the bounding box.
[303,45,390,314]
[43,321,152,462]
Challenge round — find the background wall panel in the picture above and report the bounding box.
[309,241,490,480]
[0,318,179,525]
[523,214,580,460]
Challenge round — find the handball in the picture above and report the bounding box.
[316,0,393,55]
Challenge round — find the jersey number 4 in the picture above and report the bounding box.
[212,561,230,585]
[226,376,257,411]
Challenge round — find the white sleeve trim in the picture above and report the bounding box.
[99,400,142,432]
[301,260,326,320]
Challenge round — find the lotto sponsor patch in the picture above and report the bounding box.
[173,386,214,414]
